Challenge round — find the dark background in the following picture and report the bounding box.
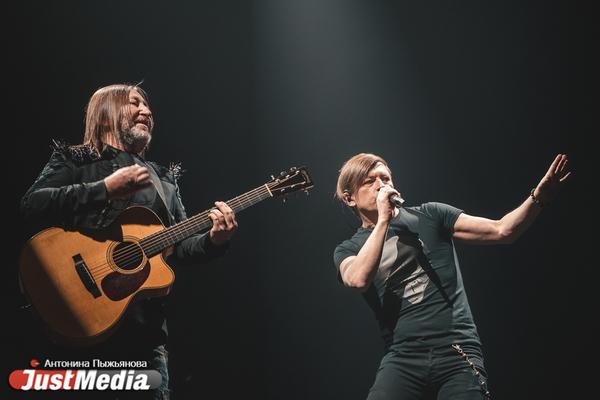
[5,1,594,399]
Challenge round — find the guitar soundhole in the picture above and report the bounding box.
[102,239,150,301]
[112,241,145,272]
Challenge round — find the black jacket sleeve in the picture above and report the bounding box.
[20,151,108,228]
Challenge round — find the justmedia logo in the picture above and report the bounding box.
[8,359,162,391]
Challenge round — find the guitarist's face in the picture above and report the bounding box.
[118,89,154,153]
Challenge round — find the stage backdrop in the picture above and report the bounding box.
[6,1,592,399]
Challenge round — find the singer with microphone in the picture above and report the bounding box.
[332,152,570,400]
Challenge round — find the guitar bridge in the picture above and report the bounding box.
[73,254,101,298]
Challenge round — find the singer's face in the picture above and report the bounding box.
[354,163,394,211]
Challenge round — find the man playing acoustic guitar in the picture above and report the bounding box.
[20,83,238,399]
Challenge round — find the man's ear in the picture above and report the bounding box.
[344,191,356,207]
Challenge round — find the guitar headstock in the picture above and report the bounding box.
[267,166,314,199]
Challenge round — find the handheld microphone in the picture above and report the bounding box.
[390,194,405,208]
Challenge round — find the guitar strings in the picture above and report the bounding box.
[87,196,261,277]
[88,175,304,277]
[87,185,268,275]
[86,184,273,277]
[104,175,305,270]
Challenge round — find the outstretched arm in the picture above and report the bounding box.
[453,154,571,244]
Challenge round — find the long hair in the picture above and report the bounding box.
[335,153,390,204]
[82,83,151,153]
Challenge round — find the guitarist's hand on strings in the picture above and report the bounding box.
[208,201,238,246]
[104,165,153,200]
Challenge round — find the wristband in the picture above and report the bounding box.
[530,188,544,208]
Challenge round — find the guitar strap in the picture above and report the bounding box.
[146,163,176,225]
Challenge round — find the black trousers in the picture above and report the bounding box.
[367,342,489,400]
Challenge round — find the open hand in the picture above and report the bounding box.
[534,154,572,204]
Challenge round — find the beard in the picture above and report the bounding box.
[118,119,152,154]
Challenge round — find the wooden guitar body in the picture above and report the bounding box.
[19,207,175,346]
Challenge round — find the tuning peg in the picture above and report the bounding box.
[270,174,275,180]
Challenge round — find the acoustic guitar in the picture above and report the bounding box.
[19,167,313,346]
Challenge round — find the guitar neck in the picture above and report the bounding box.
[140,184,273,257]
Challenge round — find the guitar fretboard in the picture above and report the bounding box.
[140,184,272,257]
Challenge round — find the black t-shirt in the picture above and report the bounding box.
[333,202,482,350]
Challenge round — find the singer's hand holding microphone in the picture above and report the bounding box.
[377,185,404,222]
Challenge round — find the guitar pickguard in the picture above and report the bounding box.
[101,262,151,301]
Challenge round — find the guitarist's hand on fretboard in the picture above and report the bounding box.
[208,201,238,245]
